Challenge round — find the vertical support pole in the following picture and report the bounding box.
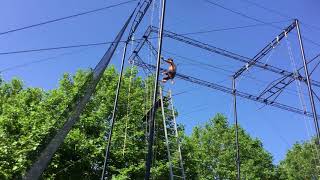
[296,19,320,145]
[160,89,174,180]
[145,0,167,179]
[232,77,241,180]
[101,41,129,180]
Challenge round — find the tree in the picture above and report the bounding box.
[182,114,277,179]
[1,67,282,179]
[278,138,320,180]
[41,66,162,179]
[0,78,46,179]
[0,67,172,179]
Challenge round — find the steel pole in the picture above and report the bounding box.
[145,0,167,179]
[159,89,174,180]
[232,77,241,180]
[296,19,320,145]
[101,41,129,180]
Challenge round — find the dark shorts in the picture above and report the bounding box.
[168,71,176,78]
[163,71,176,80]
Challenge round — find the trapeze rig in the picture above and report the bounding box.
[129,19,320,180]
[128,22,320,119]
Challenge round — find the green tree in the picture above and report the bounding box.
[41,66,167,179]
[182,114,276,179]
[278,138,320,180]
[0,67,284,179]
[0,78,46,179]
[0,67,172,179]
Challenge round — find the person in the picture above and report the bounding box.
[162,58,176,83]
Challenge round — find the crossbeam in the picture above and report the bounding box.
[133,58,318,118]
[258,54,320,101]
[128,26,320,88]
[233,21,296,79]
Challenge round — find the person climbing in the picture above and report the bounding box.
[162,58,176,83]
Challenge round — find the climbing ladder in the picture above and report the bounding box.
[258,75,295,101]
[159,89,186,180]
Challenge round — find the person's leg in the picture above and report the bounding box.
[168,71,176,84]
[162,70,168,75]
[162,76,170,83]
[168,71,175,79]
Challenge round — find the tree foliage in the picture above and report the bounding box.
[278,138,320,180]
[0,66,176,179]
[182,114,276,179]
[0,67,312,179]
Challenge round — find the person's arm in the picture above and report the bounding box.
[164,59,174,65]
[160,56,168,64]
[163,59,170,63]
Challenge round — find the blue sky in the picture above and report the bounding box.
[0,0,319,164]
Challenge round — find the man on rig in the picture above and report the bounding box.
[162,58,176,83]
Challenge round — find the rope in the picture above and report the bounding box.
[0,47,92,73]
[264,45,276,65]
[52,156,88,177]
[245,34,280,80]
[203,0,320,48]
[0,0,138,36]
[122,37,135,156]
[286,38,311,136]
[233,43,291,147]
[285,37,320,166]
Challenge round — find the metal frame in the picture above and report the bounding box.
[128,20,320,179]
[159,89,186,180]
[295,19,320,145]
[169,90,186,180]
[233,21,296,79]
[231,21,297,179]
[145,0,167,179]
[100,41,129,180]
[159,88,174,180]
[230,19,320,178]
[100,0,154,179]
[232,78,240,180]
[128,26,320,88]
[257,54,320,101]
[132,42,318,118]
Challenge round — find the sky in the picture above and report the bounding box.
[0,0,319,164]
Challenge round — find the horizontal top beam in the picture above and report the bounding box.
[146,26,320,88]
[233,21,296,79]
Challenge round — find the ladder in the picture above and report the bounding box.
[159,89,186,180]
